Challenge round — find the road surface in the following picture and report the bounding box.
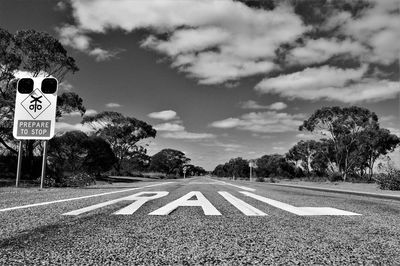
[0,176,399,265]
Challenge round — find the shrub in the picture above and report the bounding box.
[375,172,400,190]
[255,176,264,182]
[375,157,400,190]
[59,173,96,187]
[327,172,342,182]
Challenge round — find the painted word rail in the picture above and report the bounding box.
[63,191,361,216]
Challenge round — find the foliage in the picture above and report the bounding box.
[149,149,190,176]
[0,27,83,179]
[82,111,156,174]
[375,158,400,191]
[256,154,296,179]
[48,131,116,184]
[299,106,400,181]
[59,172,96,187]
[212,157,249,178]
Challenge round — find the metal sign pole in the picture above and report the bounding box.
[40,140,48,189]
[250,165,252,182]
[15,141,23,187]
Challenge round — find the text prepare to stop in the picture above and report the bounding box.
[17,120,51,137]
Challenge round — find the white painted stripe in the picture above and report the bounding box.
[114,192,169,215]
[214,181,256,192]
[0,182,174,213]
[149,191,221,216]
[297,207,361,216]
[240,191,361,216]
[218,191,267,216]
[64,191,170,216]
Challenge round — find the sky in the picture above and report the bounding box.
[1,0,399,170]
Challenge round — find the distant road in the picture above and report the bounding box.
[0,176,399,265]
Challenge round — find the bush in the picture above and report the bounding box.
[255,176,264,182]
[327,172,342,182]
[59,173,96,187]
[375,157,400,190]
[375,172,400,190]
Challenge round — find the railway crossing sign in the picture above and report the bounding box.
[13,77,58,140]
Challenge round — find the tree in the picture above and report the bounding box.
[150,149,190,176]
[355,128,400,180]
[48,131,116,183]
[299,106,379,180]
[82,111,156,174]
[225,157,249,179]
[256,154,296,178]
[0,27,83,178]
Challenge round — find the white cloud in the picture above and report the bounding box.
[88,48,119,62]
[325,0,400,65]
[57,25,119,61]
[154,122,184,132]
[286,38,366,65]
[240,100,288,110]
[55,122,93,133]
[58,81,74,92]
[149,111,214,140]
[66,0,307,84]
[210,111,305,133]
[57,25,91,51]
[84,109,98,116]
[105,102,122,108]
[161,131,215,140]
[254,65,400,103]
[148,110,178,120]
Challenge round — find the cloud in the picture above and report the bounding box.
[105,102,122,108]
[148,110,178,120]
[57,25,91,51]
[55,122,93,133]
[324,0,400,65]
[66,0,307,84]
[57,25,119,61]
[255,65,400,103]
[89,48,119,62]
[286,38,366,65]
[161,131,215,140]
[241,100,288,110]
[154,122,185,132]
[58,81,74,92]
[84,109,98,116]
[150,111,214,140]
[210,111,305,133]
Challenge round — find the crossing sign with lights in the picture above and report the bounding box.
[13,77,58,140]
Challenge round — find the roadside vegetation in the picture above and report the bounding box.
[0,27,204,187]
[213,106,400,190]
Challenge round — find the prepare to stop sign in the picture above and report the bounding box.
[13,77,58,140]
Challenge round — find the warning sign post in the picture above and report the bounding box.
[13,77,58,188]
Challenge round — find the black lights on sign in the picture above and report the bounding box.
[17,78,34,94]
[41,78,58,94]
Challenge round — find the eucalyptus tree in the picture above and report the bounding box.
[82,111,156,174]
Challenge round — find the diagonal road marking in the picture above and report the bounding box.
[218,191,267,216]
[0,182,174,213]
[240,191,361,216]
[212,180,256,192]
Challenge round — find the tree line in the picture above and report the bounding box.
[0,27,204,186]
[213,106,400,184]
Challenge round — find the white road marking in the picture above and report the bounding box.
[213,180,256,192]
[240,191,361,216]
[149,191,222,216]
[63,191,169,216]
[0,182,174,213]
[114,192,169,215]
[218,191,267,216]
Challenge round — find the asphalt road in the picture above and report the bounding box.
[0,176,399,265]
